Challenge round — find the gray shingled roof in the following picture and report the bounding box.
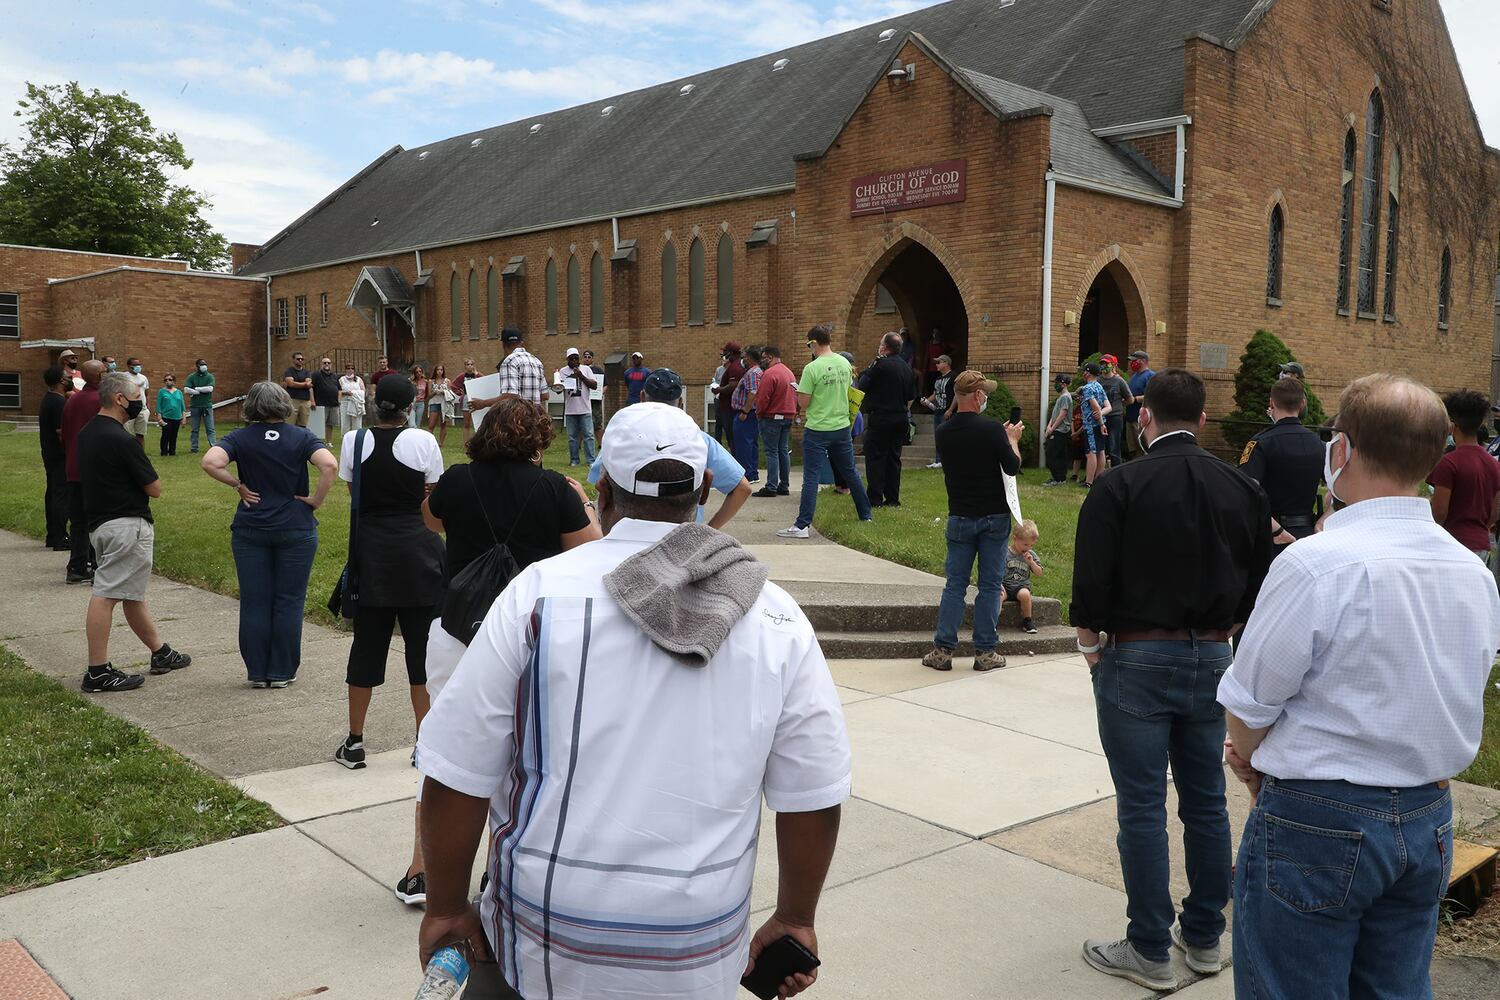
[241,0,1263,276]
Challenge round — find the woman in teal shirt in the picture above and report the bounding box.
[155,374,186,456]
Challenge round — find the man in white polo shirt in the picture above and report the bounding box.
[416,401,851,1000]
[1219,374,1500,999]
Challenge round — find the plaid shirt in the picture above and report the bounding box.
[496,347,547,403]
[731,364,762,412]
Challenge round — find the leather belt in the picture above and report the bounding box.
[1115,628,1231,643]
[1276,513,1317,529]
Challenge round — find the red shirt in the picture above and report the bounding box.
[371,368,396,385]
[754,361,798,418]
[62,385,101,482]
[1428,444,1500,552]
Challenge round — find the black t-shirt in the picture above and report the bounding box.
[935,412,1021,518]
[311,369,341,407]
[77,415,158,531]
[859,356,917,416]
[39,391,65,465]
[283,367,312,401]
[427,460,590,581]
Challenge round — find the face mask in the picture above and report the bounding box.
[106,362,117,372]
[128,365,139,374]
[1323,433,1351,503]
[125,398,144,419]
[198,364,208,373]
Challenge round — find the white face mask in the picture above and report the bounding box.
[1323,432,1351,503]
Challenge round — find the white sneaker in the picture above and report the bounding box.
[776,525,810,539]
[925,461,942,469]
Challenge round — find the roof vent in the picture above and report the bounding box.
[417,151,430,160]
[679,84,696,96]
[370,217,379,227]
[772,58,789,72]
[878,28,896,41]
[470,138,483,148]
[999,0,1016,6]
[528,123,543,134]
[601,105,615,117]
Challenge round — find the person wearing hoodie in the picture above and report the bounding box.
[415,402,851,1000]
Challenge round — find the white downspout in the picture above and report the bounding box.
[1174,123,1186,202]
[264,278,273,380]
[611,217,620,253]
[1038,174,1057,466]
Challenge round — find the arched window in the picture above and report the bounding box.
[716,232,733,323]
[449,271,461,341]
[1357,90,1384,315]
[1438,247,1452,328]
[688,237,706,325]
[1337,129,1356,312]
[468,268,480,341]
[545,257,558,334]
[1383,147,1400,319]
[1266,204,1285,303]
[567,254,580,334]
[486,267,499,338]
[590,252,605,332]
[660,242,677,328]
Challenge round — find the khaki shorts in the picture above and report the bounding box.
[126,411,150,437]
[291,398,313,427]
[90,517,154,602]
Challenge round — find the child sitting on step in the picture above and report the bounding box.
[1003,520,1044,634]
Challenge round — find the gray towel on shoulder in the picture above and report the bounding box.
[604,522,770,667]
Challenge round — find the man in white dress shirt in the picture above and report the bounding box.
[415,402,851,1000]
[1219,373,1500,999]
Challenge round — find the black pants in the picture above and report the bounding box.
[44,460,69,547]
[66,481,94,576]
[1044,430,1071,482]
[468,961,525,999]
[864,412,908,505]
[714,400,732,446]
[346,605,436,687]
[159,419,181,456]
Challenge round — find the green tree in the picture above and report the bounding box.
[983,375,1038,462]
[1220,329,1325,451]
[0,82,228,270]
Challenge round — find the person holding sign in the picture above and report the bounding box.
[553,347,598,466]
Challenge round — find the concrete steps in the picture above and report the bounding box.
[799,596,1063,632]
[818,625,1076,659]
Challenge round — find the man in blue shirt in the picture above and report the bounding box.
[588,370,752,528]
[1126,350,1156,460]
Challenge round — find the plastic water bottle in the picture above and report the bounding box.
[414,946,469,1000]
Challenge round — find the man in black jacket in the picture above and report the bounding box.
[859,331,917,506]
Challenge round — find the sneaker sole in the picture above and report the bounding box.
[335,754,367,770]
[973,660,1007,672]
[1081,946,1176,991]
[1171,927,1223,974]
[922,661,953,672]
[394,890,428,906]
[81,680,145,693]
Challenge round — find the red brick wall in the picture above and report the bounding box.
[1125,133,1178,189]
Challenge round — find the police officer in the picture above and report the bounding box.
[1239,376,1322,551]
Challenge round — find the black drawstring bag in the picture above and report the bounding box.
[327,428,365,620]
[439,465,541,645]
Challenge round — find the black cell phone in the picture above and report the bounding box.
[1009,405,1023,424]
[741,935,821,999]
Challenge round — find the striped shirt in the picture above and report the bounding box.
[417,518,851,999]
[497,347,548,403]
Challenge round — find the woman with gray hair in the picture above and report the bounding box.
[201,381,338,687]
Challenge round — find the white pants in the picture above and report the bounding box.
[340,409,364,434]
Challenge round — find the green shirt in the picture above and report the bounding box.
[797,352,853,432]
[155,387,185,421]
[185,370,215,410]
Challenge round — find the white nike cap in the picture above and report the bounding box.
[600,402,707,497]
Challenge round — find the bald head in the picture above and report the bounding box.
[1335,373,1447,487]
[80,359,106,386]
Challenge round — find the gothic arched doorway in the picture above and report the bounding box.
[846,239,968,375]
[1077,260,1143,363]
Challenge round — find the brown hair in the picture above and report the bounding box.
[1335,373,1447,485]
[1269,377,1305,412]
[468,396,554,463]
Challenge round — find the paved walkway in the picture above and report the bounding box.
[2,480,1499,998]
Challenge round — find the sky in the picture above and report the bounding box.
[0,0,1496,250]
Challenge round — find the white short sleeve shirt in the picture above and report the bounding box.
[337,426,444,484]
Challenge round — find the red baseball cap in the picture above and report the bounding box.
[1101,354,1119,366]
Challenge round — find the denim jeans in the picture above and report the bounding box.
[796,427,871,528]
[1234,778,1452,999]
[189,408,216,452]
[1105,413,1125,465]
[564,412,596,465]
[732,411,760,480]
[933,514,1009,651]
[1092,638,1233,962]
[760,418,792,491]
[231,526,319,683]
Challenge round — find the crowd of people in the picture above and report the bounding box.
[31,322,1500,1000]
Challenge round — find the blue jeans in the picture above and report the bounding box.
[931,408,946,457]
[189,408,216,452]
[1092,638,1234,962]
[760,418,792,491]
[934,514,1009,651]
[1234,778,1452,999]
[564,412,596,465]
[732,412,760,480]
[796,427,871,528]
[231,526,319,683]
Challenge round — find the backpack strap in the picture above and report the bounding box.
[467,463,545,547]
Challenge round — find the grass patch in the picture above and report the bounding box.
[0,647,280,894]
[1459,664,1500,789]
[812,467,1083,611]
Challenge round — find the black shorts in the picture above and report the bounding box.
[346,605,437,688]
[1003,582,1028,601]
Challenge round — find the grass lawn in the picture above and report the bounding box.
[0,646,280,895]
[1459,664,1500,789]
[813,465,1084,611]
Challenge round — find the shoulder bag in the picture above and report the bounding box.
[327,428,365,619]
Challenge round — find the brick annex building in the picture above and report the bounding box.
[5,0,1495,440]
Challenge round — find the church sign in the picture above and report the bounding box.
[850,160,967,217]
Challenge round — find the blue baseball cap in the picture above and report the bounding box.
[642,368,684,402]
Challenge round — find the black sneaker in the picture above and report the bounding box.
[752,487,778,498]
[65,571,93,585]
[395,871,427,906]
[149,645,191,675]
[411,747,417,769]
[81,665,144,693]
[776,488,790,496]
[335,736,367,770]
[479,871,490,895]
[1022,617,1038,634]
[249,680,270,689]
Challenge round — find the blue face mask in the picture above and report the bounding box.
[198,364,208,373]
[131,365,141,375]
[106,361,117,372]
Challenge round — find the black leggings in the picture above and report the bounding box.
[159,419,181,455]
[346,605,436,688]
